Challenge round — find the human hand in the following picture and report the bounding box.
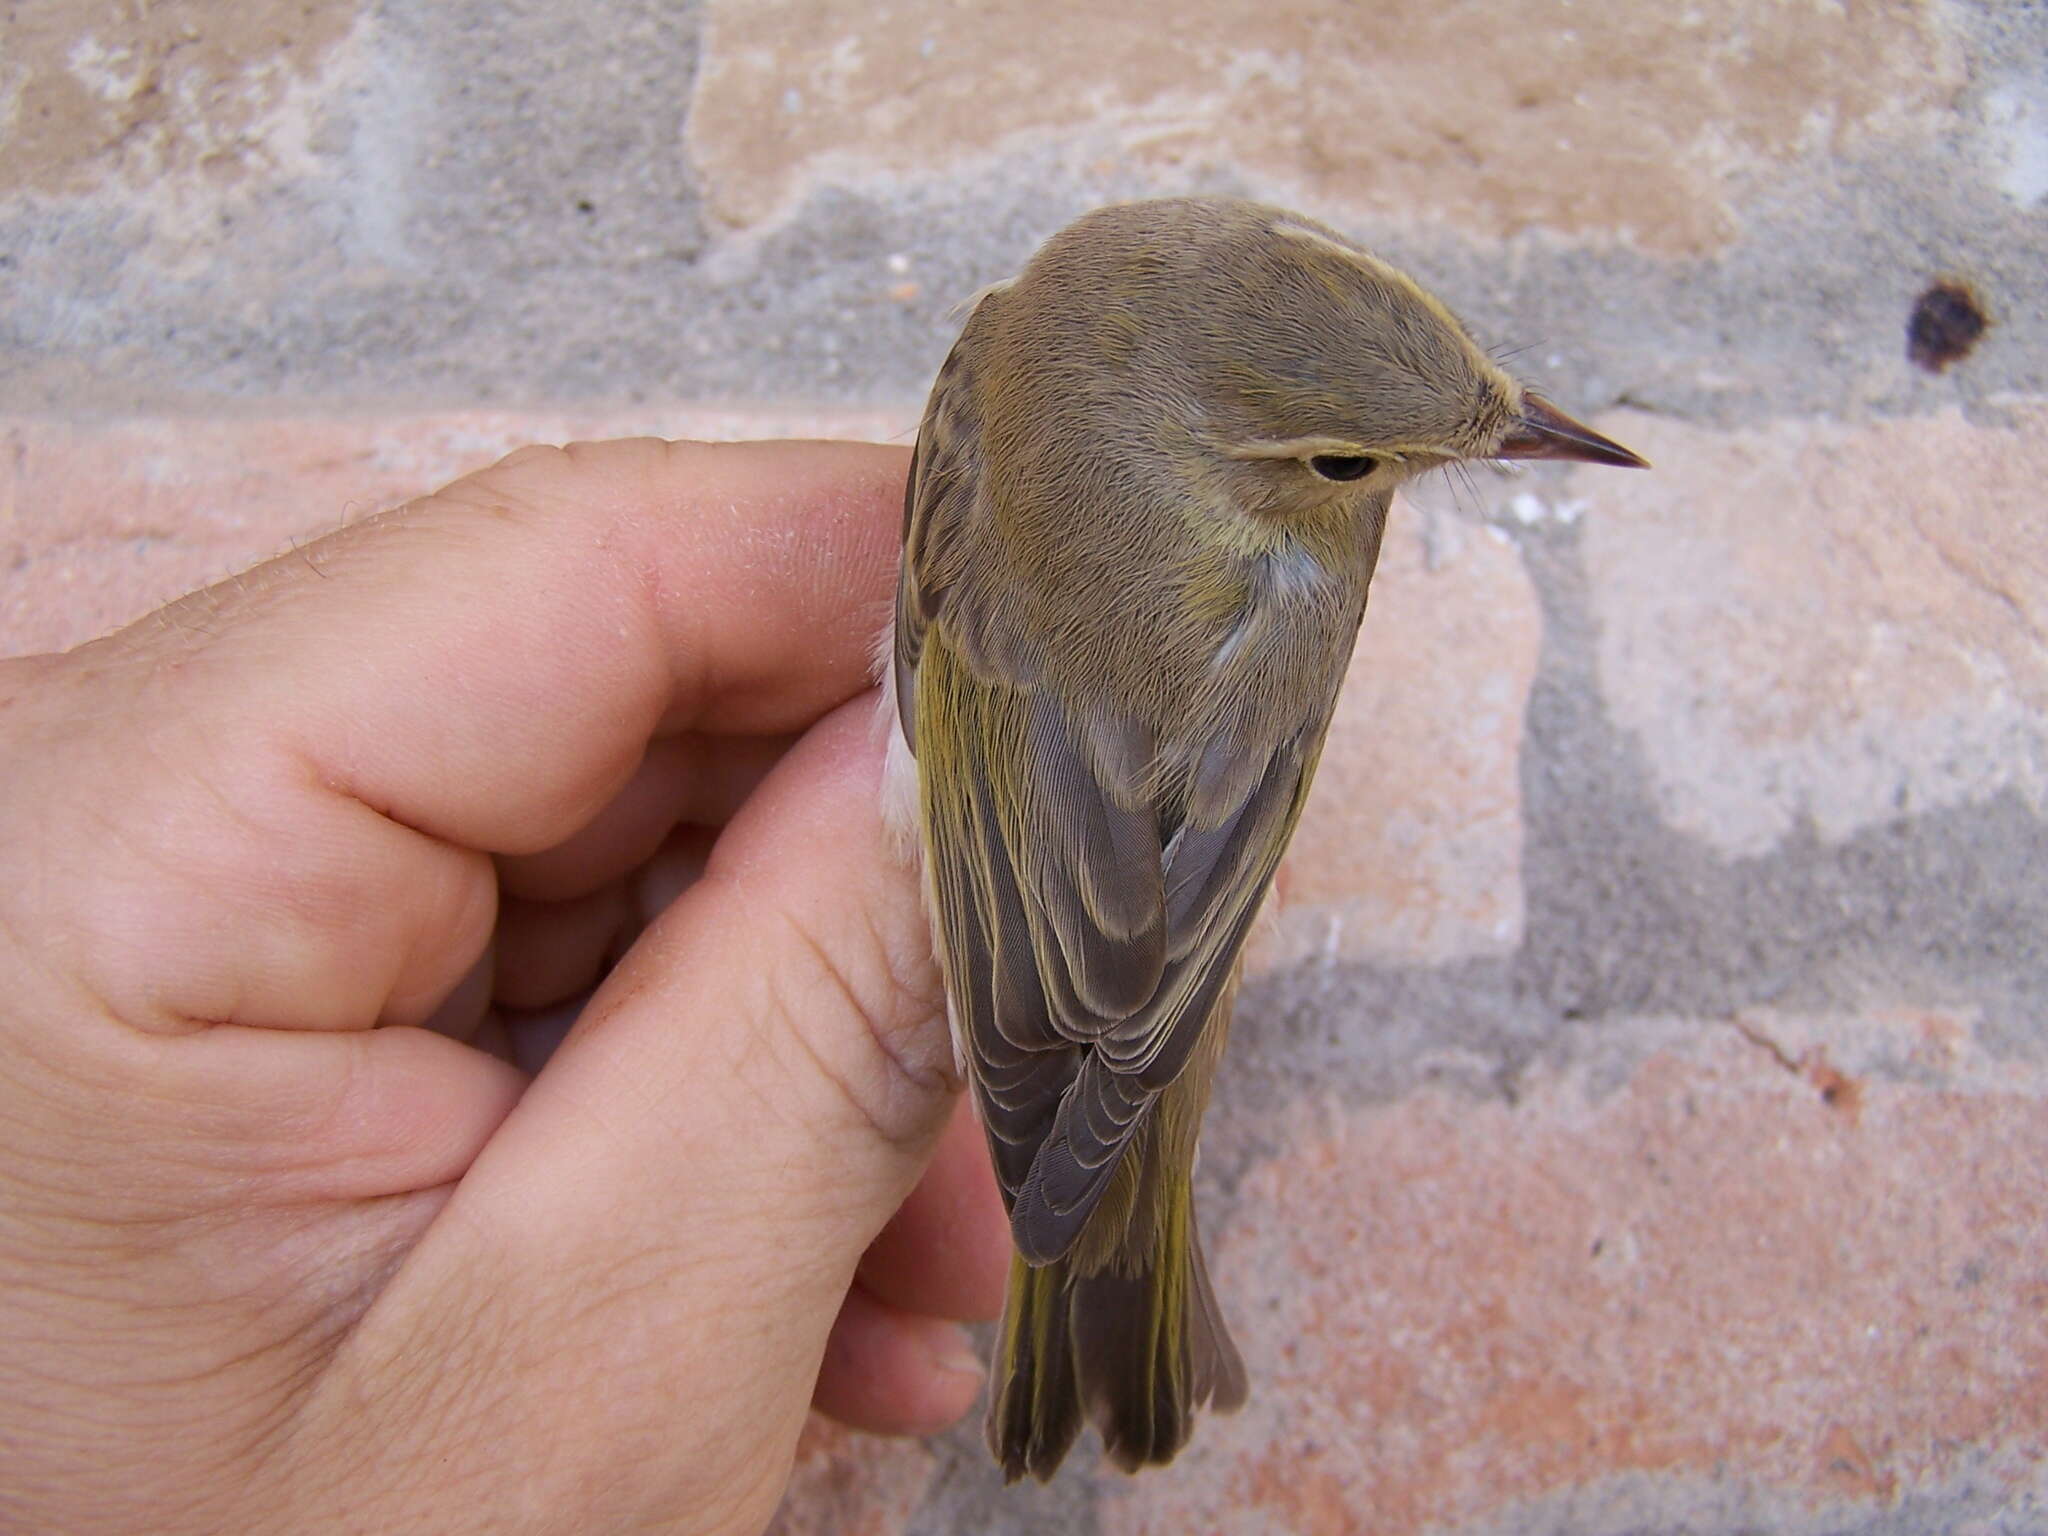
[0,438,1009,1535]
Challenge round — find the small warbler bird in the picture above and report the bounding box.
[884,196,1645,1481]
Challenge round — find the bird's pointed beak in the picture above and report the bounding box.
[1496,394,1649,469]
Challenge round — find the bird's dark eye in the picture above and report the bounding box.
[1307,454,1376,482]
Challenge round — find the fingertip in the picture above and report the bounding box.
[164,1023,527,1201]
[343,1026,529,1190]
[492,884,634,1011]
[813,1285,986,1437]
[858,1095,1011,1322]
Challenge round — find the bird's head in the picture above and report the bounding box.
[1013,198,1645,523]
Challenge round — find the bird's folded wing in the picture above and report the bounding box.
[910,617,1321,1265]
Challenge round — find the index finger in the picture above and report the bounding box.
[99,437,910,855]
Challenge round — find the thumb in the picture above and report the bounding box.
[305,698,956,1534]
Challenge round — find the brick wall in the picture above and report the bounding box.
[5,3,2045,1531]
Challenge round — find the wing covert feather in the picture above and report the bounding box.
[910,623,1326,1262]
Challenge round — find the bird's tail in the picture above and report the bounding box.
[985,1103,1247,1480]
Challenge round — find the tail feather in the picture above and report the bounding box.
[986,1169,1245,1480]
[1184,1212,1248,1413]
[985,976,1243,1479]
[988,1255,1086,1481]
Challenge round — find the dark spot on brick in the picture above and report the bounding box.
[1811,1061,1862,1120]
[1907,281,1988,373]
[574,197,597,215]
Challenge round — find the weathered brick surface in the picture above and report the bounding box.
[5,0,2046,1531]
[1262,502,1541,969]
[1108,1009,2048,1534]
[688,0,1957,252]
[1578,405,2048,857]
[766,1420,937,1536]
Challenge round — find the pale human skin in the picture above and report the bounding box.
[0,438,1009,1535]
